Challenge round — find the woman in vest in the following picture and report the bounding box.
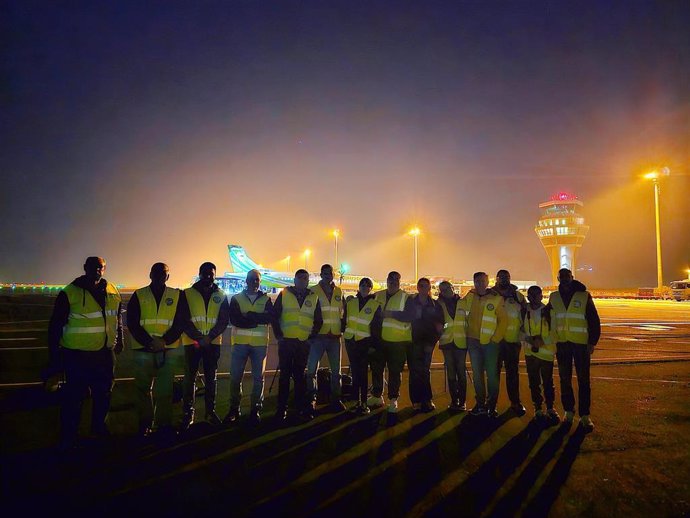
[521,285,559,425]
[343,277,382,415]
[437,281,468,412]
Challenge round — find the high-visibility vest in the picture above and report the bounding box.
[523,306,555,361]
[280,288,318,341]
[549,290,589,344]
[343,296,380,341]
[439,297,468,349]
[501,293,525,343]
[60,282,121,351]
[463,291,501,345]
[130,286,181,350]
[181,287,226,345]
[312,283,344,336]
[230,292,270,347]
[375,290,412,343]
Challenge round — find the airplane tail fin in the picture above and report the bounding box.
[228,245,262,273]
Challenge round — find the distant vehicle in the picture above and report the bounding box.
[670,280,690,301]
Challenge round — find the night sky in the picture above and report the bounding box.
[2,1,688,288]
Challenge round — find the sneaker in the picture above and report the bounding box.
[487,408,499,418]
[249,405,261,425]
[358,404,371,415]
[367,395,385,408]
[223,407,241,425]
[179,411,194,432]
[580,415,595,433]
[330,399,347,412]
[412,402,422,411]
[448,399,462,412]
[301,402,316,420]
[206,411,222,426]
[421,401,436,413]
[470,404,487,416]
[546,408,560,426]
[563,410,575,424]
[387,398,399,413]
[511,403,527,417]
[275,406,288,422]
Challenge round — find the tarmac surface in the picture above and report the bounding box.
[1,296,689,516]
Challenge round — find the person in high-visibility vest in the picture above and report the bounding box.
[306,264,346,417]
[47,256,123,450]
[493,269,528,417]
[271,269,322,422]
[520,285,559,426]
[437,281,468,412]
[342,277,382,415]
[179,262,230,430]
[369,271,412,413]
[465,271,508,418]
[225,269,274,425]
[549,268,600,432]
[127,263,185,438]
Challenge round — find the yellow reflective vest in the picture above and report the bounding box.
[60,282,121,351]
[343,296,380,341]
[181,287,227,346]
[130,286,181,350]
[499,291,525,343]
[375,289,412,343]
[230,292,270,347]
[439,296,468,349]
[280,288,318,341]
[549,290,589,344]
[522,306,555,362]
[312,283,344,336]
[463,291,502,345]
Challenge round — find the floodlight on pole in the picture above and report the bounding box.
[285,255,291,272]
[643,167,670,290]
[408,227,421,282]
[332,229,340,271]
[304,249,311,270]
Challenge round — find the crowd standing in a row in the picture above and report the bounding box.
[47,257,600,450]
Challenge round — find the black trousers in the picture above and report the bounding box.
[556,341,591,416]
[345,338,371,404]
[525,355,555,408]
[406,341,434,404]
[497,340,522,405]
[278,338,310,410]
[441,345,467,405]
[183,344,221,414]
[61,347,115,444]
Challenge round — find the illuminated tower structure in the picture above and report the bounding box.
[535,192,590,286]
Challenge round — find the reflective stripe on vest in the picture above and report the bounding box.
[181,287,226,345]
[523,307,555,361]
[313,284,344,335]
[280,288,318,341]
[343,297,380,341]
[439,298,468,349]
[502,296,524,343]
[231,292,270,346]
[375,290,412,343]
[464,292,501,345]
[130,286,181,350]
[60,282,121,351]
[549,290,589,344]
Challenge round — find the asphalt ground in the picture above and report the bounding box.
[1,295,689,517]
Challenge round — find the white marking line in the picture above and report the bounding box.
[611,337,642,342]
[0,338,37,342]
[602,321,689,325]
[0,346,47,351]
[0,320,50,325]
[591,375,688,385]
[633,325,674,331]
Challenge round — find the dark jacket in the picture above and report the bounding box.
[548,280,601,346]
[126,285,187,350]
[48,276,124,366]
[341,293,383,342]
[404,293,444,344]
[180,281,231,342]
[229,290,274,328]
[271,287,323,341]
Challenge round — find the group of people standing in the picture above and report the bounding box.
[47,257,600,450]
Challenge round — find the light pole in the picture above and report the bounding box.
[286,255,291,273]
[304,249,311,270]
[332,229,340,270]
[408,227,421,282]
[644,167,670,291]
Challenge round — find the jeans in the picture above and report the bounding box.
[278,338,310,410]
[133,347,184,430]
[441,345,467,405]
[497,340,522,405]
[60,347,115,445]
[406,341,435,404]
[369,340,409,400]
[467,338,499,409]
[345,338,371,404]
[183,343,221,415]
[525,355,555,409]
[307,335,342,400]
[556,341,591,416]
[229,344,267,409]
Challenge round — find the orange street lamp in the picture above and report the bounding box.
[643,167,670,290]
[304,249,311,270]
[332,229,340,270]
[408,227,421,282]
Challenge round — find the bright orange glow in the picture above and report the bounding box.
[304,249,311,257]
[332,229,340,238]
[408,227,421,237]
[643,171,659,180]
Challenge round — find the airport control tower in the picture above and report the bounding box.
[535,192,590,286]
